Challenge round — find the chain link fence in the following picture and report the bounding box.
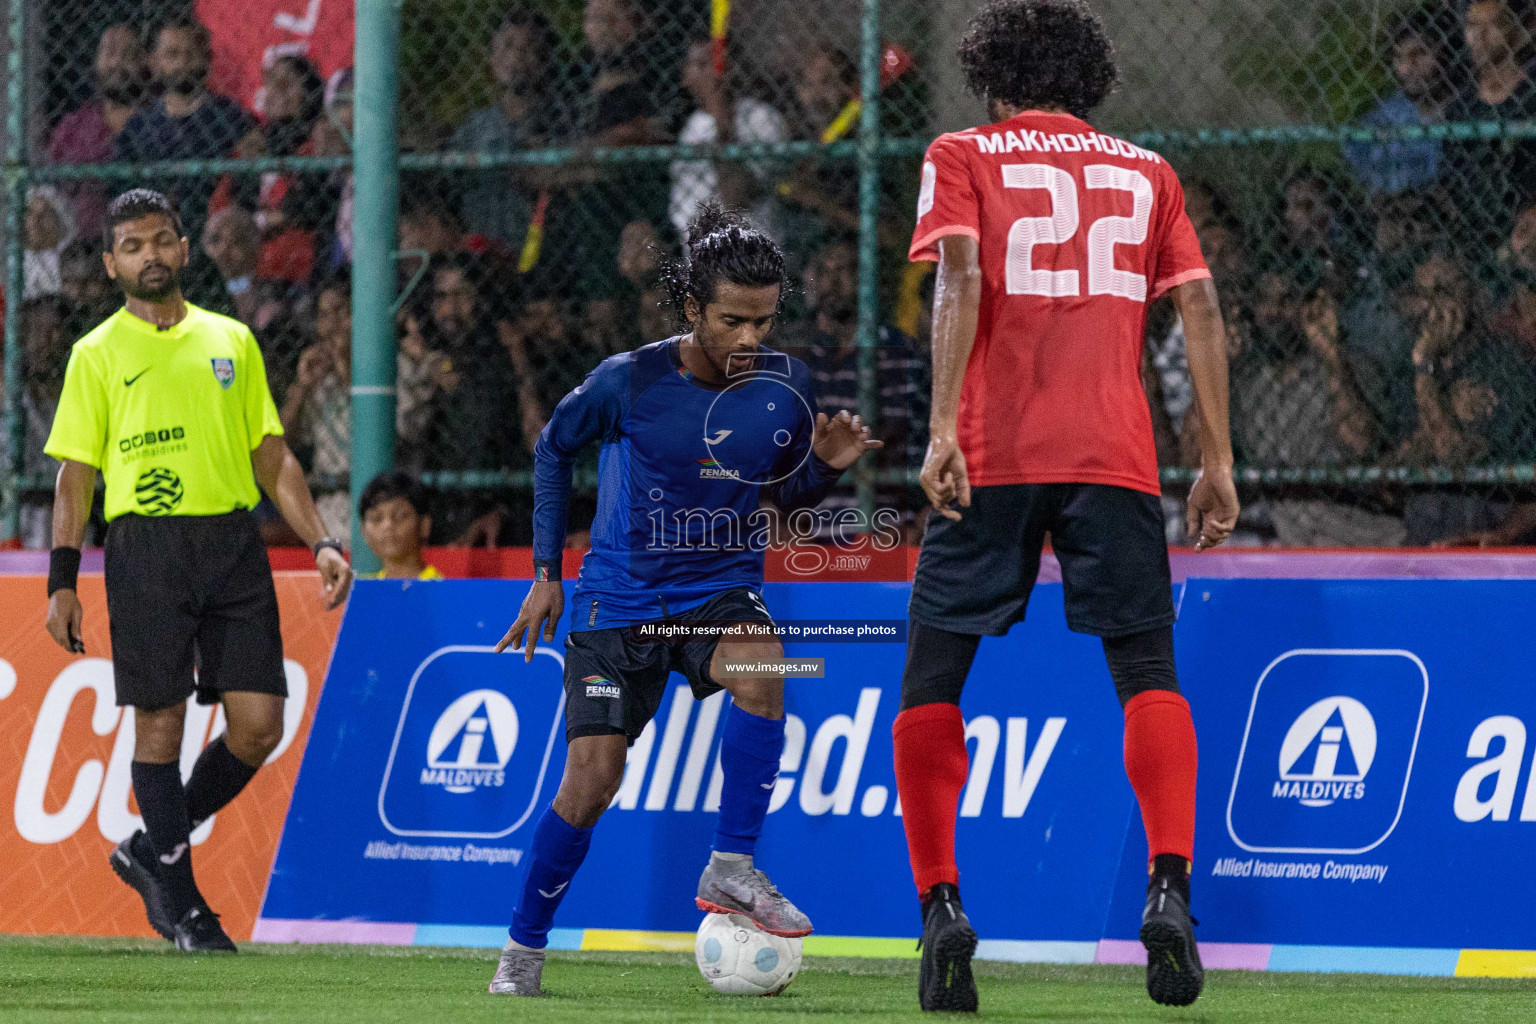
[5,0,1536,551]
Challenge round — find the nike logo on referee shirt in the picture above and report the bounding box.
[123,369,150,386]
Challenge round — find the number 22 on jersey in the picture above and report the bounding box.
[1002,163,1153,302]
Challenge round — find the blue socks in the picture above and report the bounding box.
[713,705,787,855]
[508,804,593,949]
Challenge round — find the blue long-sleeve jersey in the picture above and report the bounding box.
[533,337,846,630]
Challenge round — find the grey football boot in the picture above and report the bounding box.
[695,855,813,937]
[488,941,545,996]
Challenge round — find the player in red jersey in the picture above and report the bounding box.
[894,0,1238,1012]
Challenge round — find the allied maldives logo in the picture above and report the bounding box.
[1227,650,1428,855]
[378,645,565,839]
[420,690,518,793]
[1274,697,1375,807]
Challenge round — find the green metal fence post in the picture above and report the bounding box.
[3,0,26,542]
[349,0,402,573]
[855,0,881,526]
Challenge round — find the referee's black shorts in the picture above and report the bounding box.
[910,483,1175,639]
[104,509,286,710]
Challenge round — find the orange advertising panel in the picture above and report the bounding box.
[0,572,339,941]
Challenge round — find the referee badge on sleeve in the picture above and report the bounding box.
[211,358,235,390]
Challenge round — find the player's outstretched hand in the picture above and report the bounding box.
[496,580,565,663]
[811,410,884,470]
[316,547,354,610]
[1187,465,1239,551]
[46,589,85,654]
[920,435,971,521]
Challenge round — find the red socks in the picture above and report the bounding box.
[893,703,969,896]
[1123,690,1198,863]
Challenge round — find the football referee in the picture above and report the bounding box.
[42,189,353,952]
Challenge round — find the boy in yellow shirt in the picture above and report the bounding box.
[359,471,443,580]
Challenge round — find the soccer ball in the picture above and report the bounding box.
[694,912,802,996]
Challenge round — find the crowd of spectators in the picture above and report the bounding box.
[12,1,1536,551]
[1144,1,1536,546]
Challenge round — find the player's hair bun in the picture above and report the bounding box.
[663,202,789,330]
[686,200,749,248]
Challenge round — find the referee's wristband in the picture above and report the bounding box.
[532,561,561,583]
[48,547,81,597]
[312,537,345,561]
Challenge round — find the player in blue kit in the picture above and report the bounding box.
[485,204,883,997]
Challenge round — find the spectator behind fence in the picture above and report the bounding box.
[1397,251,1536,541]
[1447,0,1536,260]
[1341,189,1453,449]
[58,238,116,331]
[531,0,668,289]
[115,18,261,255]
[770,43,863,266]
[615,217,674,344]
[395,293,458,475]
[359,471,444,580]
[279,273,353,538]
[1492,198,1536,359]
[24,186,76,299]
[251,55,327,285]
[425,255,516,488]
[399,195,467,264]
[14,296,73,548]
[1231,272,1405,546]
[203,204,278,330]
[450,10,566,250]
[1150,212,1249,468]
[46,23,147,241]
[782,237,923,523]
[1343,7,1459,196]
[313,67,356,268]
[668,36,789,240]
[1275,167,1359,298]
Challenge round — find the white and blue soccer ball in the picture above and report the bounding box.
[694,912,802,996]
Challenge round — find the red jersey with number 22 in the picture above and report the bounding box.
[909,110,1209,495]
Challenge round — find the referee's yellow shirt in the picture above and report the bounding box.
[44,303,285,521]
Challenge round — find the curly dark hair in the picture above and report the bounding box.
[959,0,1120,119]
[662,202,788,330]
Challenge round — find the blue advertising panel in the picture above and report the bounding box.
[1103,578,1536,954]
[261,580,1137,945]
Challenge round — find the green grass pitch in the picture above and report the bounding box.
[3,937,1534,1023]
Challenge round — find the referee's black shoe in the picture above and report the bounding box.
[1140,876,1204,1006]
[917,882,978,1012]
[172,905,237,953]
[108,831,174,941]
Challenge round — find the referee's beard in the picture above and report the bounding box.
[120,262,183,303]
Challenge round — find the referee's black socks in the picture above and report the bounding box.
[130,760,205,916]
[185,736,260,830]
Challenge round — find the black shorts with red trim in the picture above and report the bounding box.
[909,483,1174,638]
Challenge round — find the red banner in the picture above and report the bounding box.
[0,574,341,941]
[197,0,356,115]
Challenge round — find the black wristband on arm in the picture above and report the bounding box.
[48,546,81,597]
[532,560,561,583]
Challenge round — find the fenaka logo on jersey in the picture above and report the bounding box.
[1227,649,1427,855]
[697,457,740,480]
[420,689,518,793]
[583,675,620,699]
[134,467,184,515]
[211,358,235,390]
